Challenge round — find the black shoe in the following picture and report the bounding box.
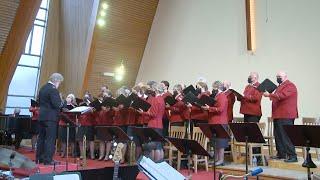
[284,157,298,163]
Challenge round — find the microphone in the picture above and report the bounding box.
[250,167,263,176]
[9,152,15,160]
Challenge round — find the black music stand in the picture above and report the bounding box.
[95,126,130,142]
[167,137,211,179]
[198,124,230,180]
[229,123,265,174]
[132,127,166,158]
[95,126,130,161]
[283,125,320,180]
[59,113,79,171]
[132,127,166,143]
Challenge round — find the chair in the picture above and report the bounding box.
[232,122,267,166]
[177,127,208,173]
[230,117,244,162]
[264,117,275,157]
[163,126,186,165]
[302,117,320,160]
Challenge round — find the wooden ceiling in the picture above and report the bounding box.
[84,0,159,96]
[0,0,20,54]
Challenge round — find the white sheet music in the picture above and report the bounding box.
[54,174,80,180]
[139,156,185,180]
[68,106,92,114]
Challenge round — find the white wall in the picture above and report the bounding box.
[136,0,320,123]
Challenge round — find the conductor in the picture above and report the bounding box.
[36,73,64,165]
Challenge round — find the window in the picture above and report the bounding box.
[5,0,50,115]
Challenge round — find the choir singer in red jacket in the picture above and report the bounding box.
[263,71,298,163]
[202,81,229,166]
[239,72,263,122]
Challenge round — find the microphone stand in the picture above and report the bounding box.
[8,153,15,178]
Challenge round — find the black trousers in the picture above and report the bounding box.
[243,114,261,123]
[162,116,169,137]
[36,121,57,163]
[273,119,297,158]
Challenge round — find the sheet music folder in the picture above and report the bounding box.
[257,79,277,93]
[137,156,185,180]
[229,89,244,99]
[197,95,215,106]
[183,85,197,96]
[182,92,198,105]
[102,97,118,108]
[164,96,177,106]
[65,106,92,114]
[131,97,151,112]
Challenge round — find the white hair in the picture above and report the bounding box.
[197,77,207,84]
[49,73,64,83]
[152,82,165,94]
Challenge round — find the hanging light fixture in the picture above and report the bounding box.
[102,60,126,82]
[114,60,125,82]
[97,1,108,27]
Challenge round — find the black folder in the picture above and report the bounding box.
[131,98,151,112]
[102,97,118,108]
[89,99,102,111]
[164,96,177,106]
[75,98,83,106]
[30,99,39,107]
[182,92,199,105]
[197,95,215,106]
[257,79,277,93]
[116,94,132,108]
[128,93,139,102]
[229,89,244,99]
[183,85,198,96]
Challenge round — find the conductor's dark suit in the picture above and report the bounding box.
[36,82,62,164]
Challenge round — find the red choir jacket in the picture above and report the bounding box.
[78,112,94,126]
[162,91,172,100]
[112,110,122,126]
[95,109,114,126]
[183,92,210,121]
[59,104,76,126]
[240,82,262,116]
[127,108,138,126]
[207,92,228,124]
[136,97,149,125]
[143,96,165,129]
[162,91,172,119]
[270,80,298,119]
[168,94,185,123]
[224,90,235,122]
[29,107,40,121]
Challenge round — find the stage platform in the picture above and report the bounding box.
[2,146,320,180]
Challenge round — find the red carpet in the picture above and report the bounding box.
[14,147,223,179]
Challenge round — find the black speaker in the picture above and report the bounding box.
[69,165,139,180]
